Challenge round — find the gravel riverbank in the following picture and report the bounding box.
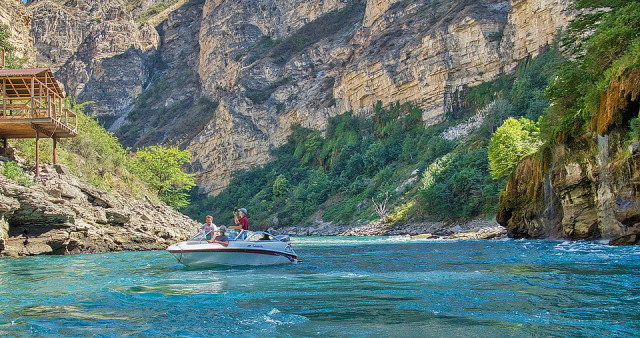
[271,217,507,240]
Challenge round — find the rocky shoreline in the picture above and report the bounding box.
[0,161,509,258]
[0,164,198,257]
[271,218,508,240]
[5,160,635,258]
[0,160,509,258]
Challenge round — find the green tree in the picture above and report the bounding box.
[488,117,541,179]
[0,24,11,51]
[272,174,290,197]
[128,145,195,209]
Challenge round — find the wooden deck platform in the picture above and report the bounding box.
[0,67,77,139]
[0,67,78,175]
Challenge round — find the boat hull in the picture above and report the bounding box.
[167,241,298,268]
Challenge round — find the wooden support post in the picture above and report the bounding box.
[58,97,62,122]
[53,137,58,164]
[35,131,40,178]
[39,81,43,118]
[30,76,35,118]
[2,78,5,118]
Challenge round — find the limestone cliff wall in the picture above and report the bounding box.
[188,0,573,195]
[0,0,37,65]
[15,0,573,195]
[28,0,161,118]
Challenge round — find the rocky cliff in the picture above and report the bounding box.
[0,163,197,257]
[497,69,640,244]
[0,0,37,65]
[15,0,572,195]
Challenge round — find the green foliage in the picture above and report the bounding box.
[246,77,292,104]
[487,29,503,42]
[0,24,11,51]
[135,0,178,23]
[1,161,33,187]
[420,147,502,219]
[62,102,135,190]
[272,174,290,197]
[629,117,640,140]
[488,117,542,179]
[545,1,640,139]
[14,100,137,193]
[127,145,196,209]
[11,100,196,205]
[465,49,563,121]
[186,99,503,227]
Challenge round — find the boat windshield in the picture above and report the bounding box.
[226,229,246,240]
[246,232,276,241]
[189,229,213,241]
[189,229,248,241]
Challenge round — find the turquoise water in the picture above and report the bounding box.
[1,237,639,337]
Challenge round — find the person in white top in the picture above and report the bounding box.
[200,215,218,240]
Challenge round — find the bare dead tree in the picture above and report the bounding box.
[372,193,390,221]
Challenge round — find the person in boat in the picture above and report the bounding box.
[208,225,229,247]
[229,208,249,231]
[200,215,217,240]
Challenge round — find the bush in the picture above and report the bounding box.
[420,148,500,219]
[127,145,196,209]
[488,117,542,179]
[1,161,33,187]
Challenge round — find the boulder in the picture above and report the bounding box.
[609,231,640,246]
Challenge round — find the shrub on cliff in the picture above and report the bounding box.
[545,1,640,139]
[127,145,196,209]
[488,117,542,179]
[0,161,33,187]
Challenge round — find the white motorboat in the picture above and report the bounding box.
[167,229,299,268]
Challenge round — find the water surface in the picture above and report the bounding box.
[1,237,639,336]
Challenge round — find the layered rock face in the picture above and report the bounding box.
[497,70,640,243]
[28,0,161,118]
[188,0,573,194]
[0,164,196,257]
[0,0,37,65]
[20,0,573,195]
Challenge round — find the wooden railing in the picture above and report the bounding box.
[0,97,78,133]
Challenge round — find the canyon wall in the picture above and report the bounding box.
[14,0,573,195]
